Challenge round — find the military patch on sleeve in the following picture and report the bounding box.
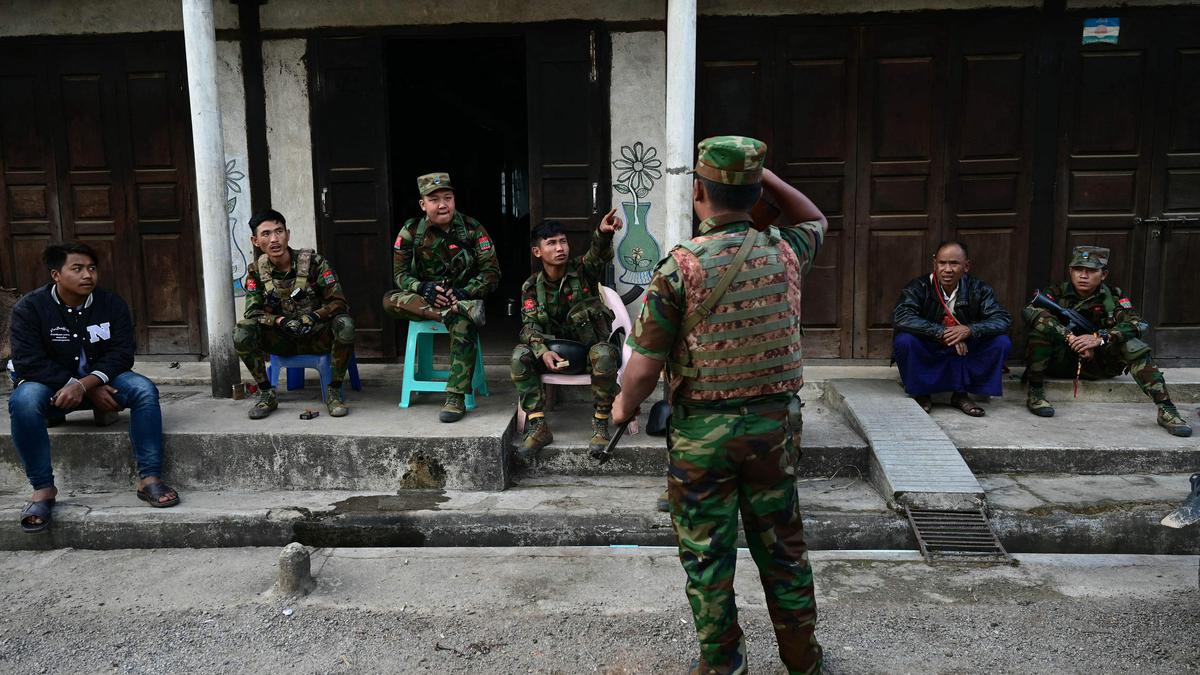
[1118,297,1133,309]
[393,233,404,249]
[523,298,536,312]
[320,269,336,286]
[478,236,493,252]
[245,276,257,291]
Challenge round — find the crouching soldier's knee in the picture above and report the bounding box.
[233,319,260,353]
[1022,307,1064,343]
[511,344,537,383]
[588,342,619,377]
[332,313,355,345]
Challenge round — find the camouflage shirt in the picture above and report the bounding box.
[519,227,614,357]
[630,217,823,400]
[243,247,348,325]
[1030,281,1145,343]
[392,212,500,298]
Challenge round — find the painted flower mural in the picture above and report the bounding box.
[225,158,249,297]
[612,142,663,286]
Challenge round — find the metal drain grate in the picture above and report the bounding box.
[905,507,1013,564]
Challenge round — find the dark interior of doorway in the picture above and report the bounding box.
[386,36,529,358]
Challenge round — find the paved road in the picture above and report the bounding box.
[0,547,1195,674]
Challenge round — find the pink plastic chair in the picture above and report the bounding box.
[516,285,639,436]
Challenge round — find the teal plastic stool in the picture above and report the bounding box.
[399,320,488,409]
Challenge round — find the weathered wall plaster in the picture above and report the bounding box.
[0,0,238,37]
[262,39,318,252]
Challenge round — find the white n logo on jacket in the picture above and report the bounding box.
[87,322,111,343]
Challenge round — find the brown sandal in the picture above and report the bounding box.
[951,393,985,417]
[913,395,932,413]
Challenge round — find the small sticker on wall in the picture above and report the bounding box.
[1082,18,1120,45]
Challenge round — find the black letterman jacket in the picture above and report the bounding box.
[10,283,135,389]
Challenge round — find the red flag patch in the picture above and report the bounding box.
[320,269,336,286]
[523,298,536,311]
[1118,297,1133,309]
[245,276,257,291]
[478,236,493,252]
[393,233,404,249]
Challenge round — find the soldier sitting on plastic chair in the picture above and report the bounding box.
[511,210,624,461]
[383,172,499,423]
[234,209,356,420]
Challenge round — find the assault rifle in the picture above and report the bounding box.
[1029,290,1099,336]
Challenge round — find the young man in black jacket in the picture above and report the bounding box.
[9,243,179,534]
[891,241,1012,415]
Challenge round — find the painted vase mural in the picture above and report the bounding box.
[612,141,662,287]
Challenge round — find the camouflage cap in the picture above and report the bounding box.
[417,172,454,196]
[1069,245,1109,269]
[693,136,767,186]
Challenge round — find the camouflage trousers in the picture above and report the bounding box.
[234,314,355,385]
[1025,312,1168,402]
[668,403,822,675]
[383,290,478,395]
[510,341,620,414]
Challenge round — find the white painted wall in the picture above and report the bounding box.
[262,39,318,253]
[216,40,253,318]
[609,31,668,313]
[0,0,238,36]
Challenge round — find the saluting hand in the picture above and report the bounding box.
[599,208,624,234]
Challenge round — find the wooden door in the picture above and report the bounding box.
[0,37,201,354]
[774,26,857,358]
[0,43,63,294]
[526,26,609,260]
[942,17,1037,331]
[310,36,395,358]
[1143,13,1200,358]
[855,24,948,358]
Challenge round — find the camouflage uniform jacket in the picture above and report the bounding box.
[243,247,348,326]
[630,216,824,404]
[1025,281,1146,343]
[518,228,615,358]
[392,212,500,299]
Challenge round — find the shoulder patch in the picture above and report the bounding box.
[477,236,493,252]
[394,233,404,249]
[320,269,337,286]
[1118,297,1133,309]
[245,276,257,292]
[523,298,537,312]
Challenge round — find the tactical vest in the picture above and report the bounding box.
[411,216,476,285]
[533,271,613,345]
[669,226,805,401]
[257,248,316,317]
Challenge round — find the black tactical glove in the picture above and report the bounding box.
[449,287,469,302]
[281,312,319,337]
[419,281,440,306]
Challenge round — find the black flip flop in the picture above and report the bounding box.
[20,498,54,534]
[137,481,180,508]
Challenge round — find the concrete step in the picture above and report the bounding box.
[2,473,1195,555]
[510,400,869,478]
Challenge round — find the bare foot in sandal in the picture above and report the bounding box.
[20,486,58,533]
[913,395,932,413]
[951,392,985,417]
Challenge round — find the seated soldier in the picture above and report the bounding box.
[235,209,355,419]
[1024,245,1191,437]
[383,172,499,422]
[512,210,625,460]
[892,240,1012,415]
[10,243,179,533]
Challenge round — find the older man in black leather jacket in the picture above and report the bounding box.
[892,241,1012,416]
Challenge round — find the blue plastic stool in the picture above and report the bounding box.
[267,353,362,402]
[399,320,488,410]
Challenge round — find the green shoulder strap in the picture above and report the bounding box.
[295,249,314,288]
[410,217,428,278]
[681,225,759,336]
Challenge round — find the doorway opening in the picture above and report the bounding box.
[387,36,530,359]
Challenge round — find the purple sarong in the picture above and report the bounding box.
[892,332,1011,397]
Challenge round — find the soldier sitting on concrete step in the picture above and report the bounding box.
[235,209,356,420]
[1023,245,1191,437]
[10,242,180,534]
[511,210,625,462]
[383,172,500,423]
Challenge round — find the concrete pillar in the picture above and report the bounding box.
[663,0,697,249]
[183,0,240,397]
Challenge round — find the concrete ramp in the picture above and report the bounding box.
[826,379,983,511]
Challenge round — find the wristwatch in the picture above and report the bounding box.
[1097,329,1110,346]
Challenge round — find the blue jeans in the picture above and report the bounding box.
[8,371,164,490]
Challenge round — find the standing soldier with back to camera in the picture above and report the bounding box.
[1023,245,1191,437]
[612,136,827,674]
[383,172,500,422]
[235,209,356,419]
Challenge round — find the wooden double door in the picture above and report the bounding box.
[699,10,1200,360]
[698,15,1037,358]
[0,37,201,355]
